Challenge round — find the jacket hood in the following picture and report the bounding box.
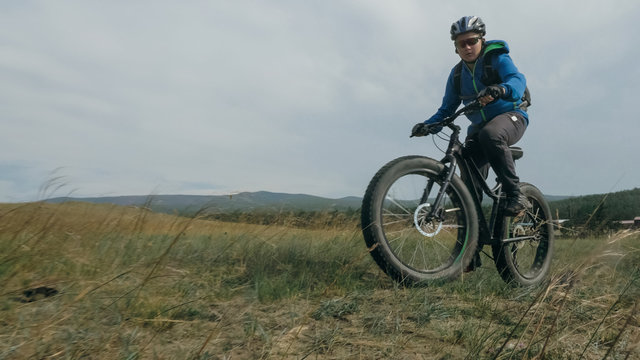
[483,40,509,56]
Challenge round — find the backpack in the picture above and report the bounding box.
[453,51,531,111]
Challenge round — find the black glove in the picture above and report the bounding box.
[477,85,505,100]
[410,123,441,137]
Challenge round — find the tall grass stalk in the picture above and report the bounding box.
[0,201,638,358]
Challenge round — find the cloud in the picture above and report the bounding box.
[0,1,639,202]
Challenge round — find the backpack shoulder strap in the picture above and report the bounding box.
[480,51,502,86]
[453,61,480,101]
[480,42,508,86]
[453,60,463,95]
[454,45,502,94]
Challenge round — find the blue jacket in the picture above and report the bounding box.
[425,40,528,136]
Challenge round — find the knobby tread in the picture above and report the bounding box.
[361,156,479,285]
[492,182,554,286]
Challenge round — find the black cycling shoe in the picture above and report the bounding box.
[504,193,531,216]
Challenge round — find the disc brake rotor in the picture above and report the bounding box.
[414,203,442,237]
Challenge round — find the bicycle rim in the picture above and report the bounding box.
[380,170,469,274]
[504,197,551,280]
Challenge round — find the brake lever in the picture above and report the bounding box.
[464,100,483,113]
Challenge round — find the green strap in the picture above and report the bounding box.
[470,63,487,122]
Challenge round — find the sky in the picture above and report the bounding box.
[1,0,639,202]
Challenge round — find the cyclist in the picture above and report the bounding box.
[412,16,529,216]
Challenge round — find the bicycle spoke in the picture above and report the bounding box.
[382,208,413,222]
[384,195,414,216]
[432,238,454,252]
[382,216,412,227]
[385,228,413,237]
[409,240,421,266]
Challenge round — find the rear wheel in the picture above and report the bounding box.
[493,183,554,286]
[361,156,479,284]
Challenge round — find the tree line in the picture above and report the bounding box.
[203,208,361,229]
[549,188,640,231]
[196,188,639,232]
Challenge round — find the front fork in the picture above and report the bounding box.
[421,154,459,223]
[421,127,463,222]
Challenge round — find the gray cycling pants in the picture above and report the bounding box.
[464,111,527,197]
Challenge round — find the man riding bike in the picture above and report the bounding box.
[412,16,530,216]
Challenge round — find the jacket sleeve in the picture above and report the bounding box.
[424,68,461,125]
[493,53,526,102]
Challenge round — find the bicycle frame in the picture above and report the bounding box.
[425,124,502,246]
[424,101,533,247]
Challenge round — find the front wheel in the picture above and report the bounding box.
[493,183,555,286]
[361,156,479,285]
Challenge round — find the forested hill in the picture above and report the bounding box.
[44,188,640,226]
[46,191,362,214]
[549,188,640,226]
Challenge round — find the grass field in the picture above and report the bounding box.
[1,201,638,359]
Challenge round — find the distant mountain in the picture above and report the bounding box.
[46,191,363,214]
[45,189,639,222]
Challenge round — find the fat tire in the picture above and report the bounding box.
[493,182,554,286]
[361,156,479,285]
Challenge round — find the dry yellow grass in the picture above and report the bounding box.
[0,201,638,359]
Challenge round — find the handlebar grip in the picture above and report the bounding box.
[488,87,503,99]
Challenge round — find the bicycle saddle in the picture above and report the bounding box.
[510,146,523,160]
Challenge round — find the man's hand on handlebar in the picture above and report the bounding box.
[410,123,441,137]
[477,85,505,106]
[414,92,496,137]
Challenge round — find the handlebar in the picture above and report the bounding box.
[440,99,482,128]
[410,99,483,138]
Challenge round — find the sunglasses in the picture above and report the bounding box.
[455,37,482,48]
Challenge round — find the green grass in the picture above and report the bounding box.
[0,201,638,359]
